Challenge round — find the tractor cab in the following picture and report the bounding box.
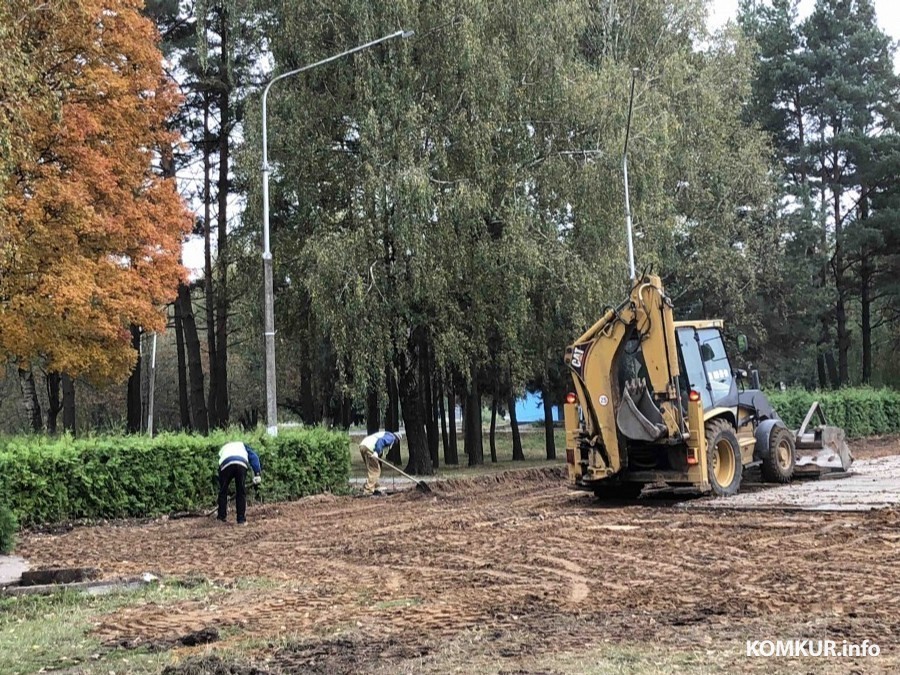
[673,321,781,426]
[673,321,737,412]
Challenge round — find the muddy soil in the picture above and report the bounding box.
[846,434,900,459]
[16,437,900,673]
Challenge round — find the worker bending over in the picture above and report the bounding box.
[218,440,262,524]
[359,431,401,496]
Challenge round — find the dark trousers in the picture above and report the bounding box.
[218,463,247,522]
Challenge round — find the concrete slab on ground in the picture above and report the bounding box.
[686,456,900,512]
[0,556,29,586]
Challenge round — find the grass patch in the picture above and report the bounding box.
[520,640,818,675]
[523,643,736,674]
[362,625,770,675]
[373,597,423,610]
[0,578,257,675]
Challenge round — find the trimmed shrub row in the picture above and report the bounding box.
[767,387,900,439]
[0,428,349,527]
[0,504,15,554]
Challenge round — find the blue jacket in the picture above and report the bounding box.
[361,431,398,457]
[218,441,262,474]
[246,447,262,474]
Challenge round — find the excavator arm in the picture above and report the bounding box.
[563,275,685,480]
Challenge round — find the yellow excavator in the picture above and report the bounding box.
[564,72,850,498]
[562,273,852,497]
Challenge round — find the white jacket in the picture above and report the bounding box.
[219,441,249,471]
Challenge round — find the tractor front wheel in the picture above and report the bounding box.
[762,425,795,483]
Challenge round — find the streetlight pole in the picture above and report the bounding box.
[622,68,639,284]
[261,29,413,436]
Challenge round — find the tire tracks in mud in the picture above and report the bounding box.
[16,458,900,661]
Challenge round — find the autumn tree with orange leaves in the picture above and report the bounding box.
[0,0,190,421]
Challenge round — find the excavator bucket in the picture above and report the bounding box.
[616,378,667,442]
[792,402,853,477]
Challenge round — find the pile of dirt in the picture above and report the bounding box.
[425,465,564,497]
[270,632,432,674]
[297,493,339,505]
[849,434,900,459]
[105,626,220,653]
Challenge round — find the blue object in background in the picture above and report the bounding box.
[514,393,560,423]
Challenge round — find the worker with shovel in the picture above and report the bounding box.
[217,441,262,524]
[359,431,401,496]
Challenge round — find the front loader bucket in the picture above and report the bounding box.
[792,402,853,477]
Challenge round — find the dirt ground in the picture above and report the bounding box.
[16,436,900,673]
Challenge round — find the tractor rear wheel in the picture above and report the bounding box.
[761,425,795,483]
[706,419,742,497]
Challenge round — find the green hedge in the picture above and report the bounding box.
[767,387,900,439]
[0,428,349,527]
[0,504,16,554]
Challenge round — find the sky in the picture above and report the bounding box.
[709,0,900,71]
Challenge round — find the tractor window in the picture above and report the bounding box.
[697,328,734,405]
[676,328,712,409]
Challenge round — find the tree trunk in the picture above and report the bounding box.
[18,366,42,432]
[203,90,218,427]
[173,301,191,431]
[177,283,208,434]
[437,374,450,461]
[816,138,832,391]
[816,353,828,390]
[397,343,433,476]
[366,385,380,434]
[835,289,849,386]
[384,366,400,430]
[299,339,316,424]
[420,337,439,469]
[160,140,189,432]
[860,192,872,385]
[447,389,459,464]
[46,372,61,435]
[61,373,75,434]
[126,325,142,433]
[508,397,524,461]
[213,7,231,428]
[432,374,441,469]
[860,256,873,384]
[833,163,849,386]
[460,397,467,456]
[825,352,839,390]
[542,390,556,460]
[489,396,498,463]
[465,382,483,466]
[385,366,401,464]
[340,395,352,429]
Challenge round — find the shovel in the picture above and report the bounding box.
[376,456,432,493]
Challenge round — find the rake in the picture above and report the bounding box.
[376,456,432,493]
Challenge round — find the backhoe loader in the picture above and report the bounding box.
[562,274,852,497]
